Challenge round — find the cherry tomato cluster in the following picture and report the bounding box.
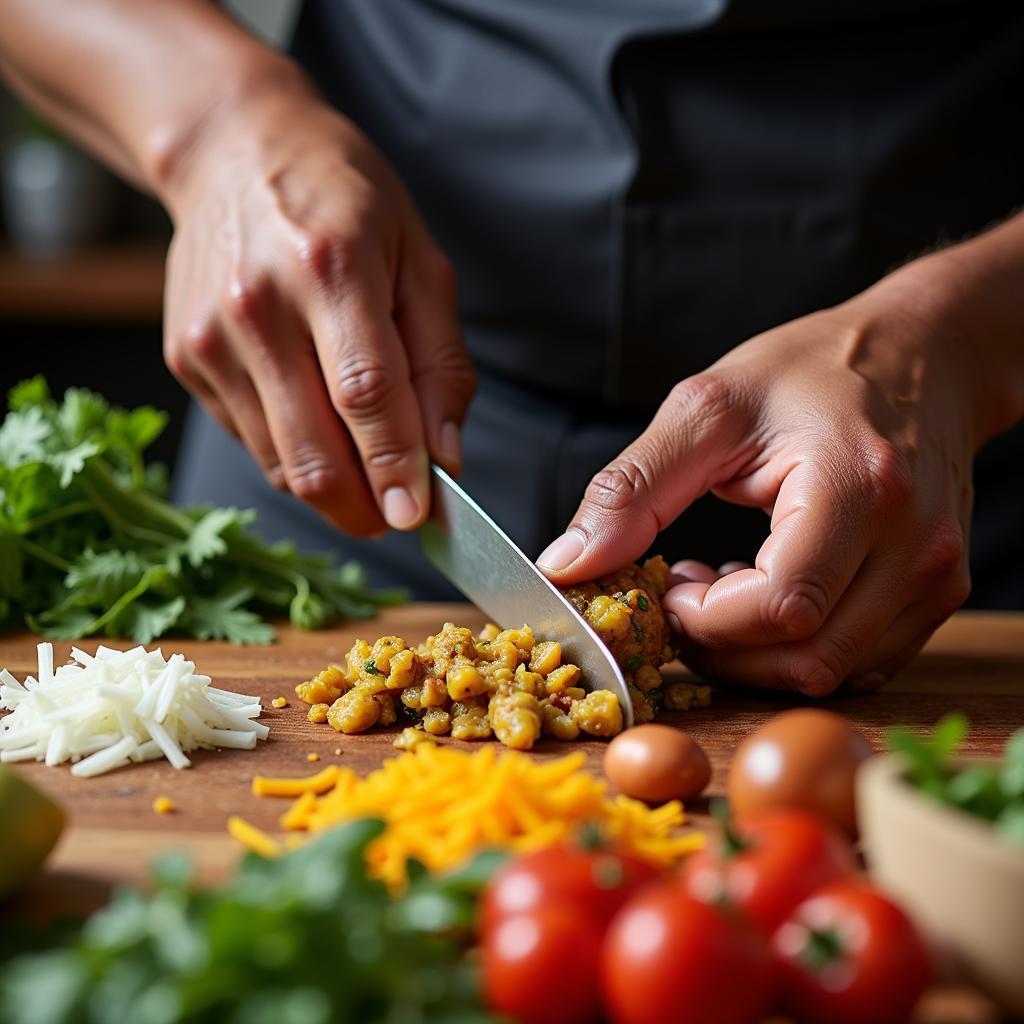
[480,812,931,1024]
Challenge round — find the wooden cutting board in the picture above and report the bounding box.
[2,607,1022,1022]
[3,605,1021,887]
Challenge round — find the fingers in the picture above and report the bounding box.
[539,375,754,582]
[396,248,476,475]
[677,547,969,696]
[303,240,431,530]
[221,269,385,536]
[663,454,889,648]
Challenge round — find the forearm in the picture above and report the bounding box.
[0,0,305,201]
[852,210,1024,448]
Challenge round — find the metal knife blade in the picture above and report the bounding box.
[419,464,633,727]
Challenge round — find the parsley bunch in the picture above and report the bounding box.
[0,820,500,1024]
[0,377,404,644]
[888,713,1024,845]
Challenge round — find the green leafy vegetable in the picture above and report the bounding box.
[0,821,499,1024]
[0,378,405,644]
[887,714,1024,847]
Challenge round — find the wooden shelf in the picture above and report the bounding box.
[0,241,166,322]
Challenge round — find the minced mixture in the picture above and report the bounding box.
[295,556,710,750]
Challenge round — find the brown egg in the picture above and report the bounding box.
[728,708,872,836]
[604,724,712,803]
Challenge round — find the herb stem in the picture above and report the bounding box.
[16,537,72,573]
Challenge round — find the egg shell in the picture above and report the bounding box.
[604,724,711,803]
[728,708,872,836]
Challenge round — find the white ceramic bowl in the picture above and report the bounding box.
[858,754,1024,1018]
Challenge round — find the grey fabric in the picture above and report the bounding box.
[172,0,1024,606]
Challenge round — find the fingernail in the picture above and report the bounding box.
[439,421,461,468]
[267,466,286,491]
[536,529,585,572]
[382,486,420,530]
[666,612,682,634]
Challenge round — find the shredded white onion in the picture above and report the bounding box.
[0,643,268,777]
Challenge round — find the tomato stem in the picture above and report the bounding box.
[802,926,845,971]
[711,799,752,858]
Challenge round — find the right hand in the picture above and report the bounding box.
[161,74,475,534]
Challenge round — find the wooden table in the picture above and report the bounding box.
[2,607,1021,1023]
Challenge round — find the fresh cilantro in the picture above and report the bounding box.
[887,716,1024,846]
[0,821,500,1023]
[0,379,405,644]
[632,620,644,643]
[636,593,649,611]
[626,654,643,672]
[364,659,384,676]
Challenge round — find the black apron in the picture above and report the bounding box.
[174,0,1024,606]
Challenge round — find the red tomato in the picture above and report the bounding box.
[483,907,603,1024]
[681,809,856,934]
[773,880,932,1024]
[601,882,774,1024]
[480,843,660,934]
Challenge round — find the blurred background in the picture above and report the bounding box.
[0,0,298,471]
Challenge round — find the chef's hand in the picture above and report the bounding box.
[539,226,1024,694]
[162,75,474,535]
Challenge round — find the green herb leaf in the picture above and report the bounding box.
[0,378,403,644]
[1000,730,1024,799]
[636,593,649,611]
[626,654,643,672]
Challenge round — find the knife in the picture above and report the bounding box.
[419,464,633,727]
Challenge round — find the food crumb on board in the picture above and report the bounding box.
[272,696,288,709]
[306,752,320,762]
[334,748,342,756]
[152,796,174,815]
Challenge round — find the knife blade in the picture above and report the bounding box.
[419,464,633,727]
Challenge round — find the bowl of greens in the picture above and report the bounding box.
[858,715,1024,1017]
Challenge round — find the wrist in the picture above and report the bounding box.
[846,243,1024,448]
[144,46,313,215]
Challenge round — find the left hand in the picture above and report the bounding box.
[538,256,995,695]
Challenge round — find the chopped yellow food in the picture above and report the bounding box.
[306,752,319,763]
[152,795,174,815]
[271,696,288,709]
[251,764,341,797]
[291,559,713,749]
[227,815,281,859]
[663,681,712,710]
[241,745,705,889]
[393,726,436,750]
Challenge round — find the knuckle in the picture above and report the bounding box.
[667,373,733,425]
[296,229,360,289]
[329,358,395,419]
[585,461,651,517]
[921,515,965,578]
[934,569,972,620]
[859,439,914,510]
[181,319,222,364]
[224,270,273,331]
[163,341,190,382]
[786,653,842,698]
[287,460,342,504]
[366,448,415,471]
[413,349,477,400]
[765,577,832,639]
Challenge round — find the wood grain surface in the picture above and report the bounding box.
[2,606,1021,1022]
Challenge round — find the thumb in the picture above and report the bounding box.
[537,375,752,583]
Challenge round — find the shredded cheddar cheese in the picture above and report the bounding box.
[227,814,281,859]
[152,795,174,814]
[236,746,705,889]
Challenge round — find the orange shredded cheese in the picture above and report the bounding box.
[227,815,281,859]
[240,746,704,889]
[306,752,320,763]
[251,764,341,797]
[271,697,288,709]
[152,795,174,815]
